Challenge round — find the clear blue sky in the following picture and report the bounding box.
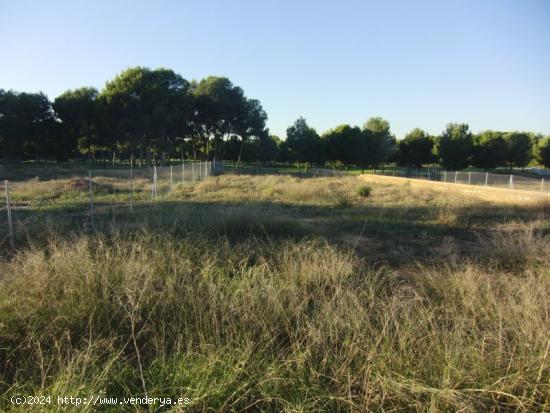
[1,0,549,139]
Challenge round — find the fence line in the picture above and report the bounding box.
[369,167,550,194]
[1,161,223,248]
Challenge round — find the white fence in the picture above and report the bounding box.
[1,161,224,248]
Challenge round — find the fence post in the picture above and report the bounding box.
[155,166,158,200]
[192,162,196,182]
[150,166,157,202]
[509,174,513,190]
[468,171,471,185]
[541,178,544,192]
[130,159,134,213]
[88,171,95,231]
[170,165,173,187]
[4,180,14,248]
[443,171,447,182]
[182,160,185,183]
[454,171,458,183]
[485,172,488,186]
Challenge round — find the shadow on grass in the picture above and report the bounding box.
[1,196,548,265]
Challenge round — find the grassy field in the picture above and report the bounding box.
[1,171,549,411]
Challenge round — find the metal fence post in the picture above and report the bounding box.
[509,174,513,189]
[485,172,488,186]
[182,160,185,183]
[155,166,158,200]
[468,171,471,185]
[4,180,14,248]
[88,171,95,231]
[443,171,447,182]
[130,161,134,213]
[541,178,544,192]
[454,171,458,183]
[150,166,158,202]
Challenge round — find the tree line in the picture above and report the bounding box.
[232,117,549,171]
[0,67,268,166]
[1,66,550,169]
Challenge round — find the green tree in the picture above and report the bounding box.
[398,128,435,167]
[0,89,55,160]
[322,124,362,165]
[100,66,191,165]
[234,98,268,165]
[54,87,100,161]
[282,117,321,164]
[192,76,267,163]
[193,76,241,160]
[147,68,192,164]
[536,136,550,168]
[471,130,507,170]
[435,123,473,170]
[359,117,397,168]
[503,132,533,169]
[100,67,154,164]
[256,133,281,162]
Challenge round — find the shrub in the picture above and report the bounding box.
[357,185,371,198]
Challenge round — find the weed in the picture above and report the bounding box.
[357,185,372,198]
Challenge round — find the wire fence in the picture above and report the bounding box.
[3,161,548,249]
[371,167,550,194]
[1,161,223,248]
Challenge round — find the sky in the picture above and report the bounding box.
[1,0,549,139]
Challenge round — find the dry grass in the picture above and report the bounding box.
[360,173,550,206]
[1,172,549,411]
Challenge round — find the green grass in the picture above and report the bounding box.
[0,172,549,411]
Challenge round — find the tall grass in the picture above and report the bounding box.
[1,227,548,411]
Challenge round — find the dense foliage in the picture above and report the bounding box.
[0,67,548,169]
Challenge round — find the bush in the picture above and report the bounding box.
[357,185,371,198]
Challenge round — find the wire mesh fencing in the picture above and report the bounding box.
[1,161,223,248]
[372,167,550,194]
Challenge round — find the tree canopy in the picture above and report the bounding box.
[282,117,321,164]
[1,69,548,170]
[397,128,435,167]
[435,123,473,170]
[503,132,533,169]
[471,130,507,170]
[536,136,550,169]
